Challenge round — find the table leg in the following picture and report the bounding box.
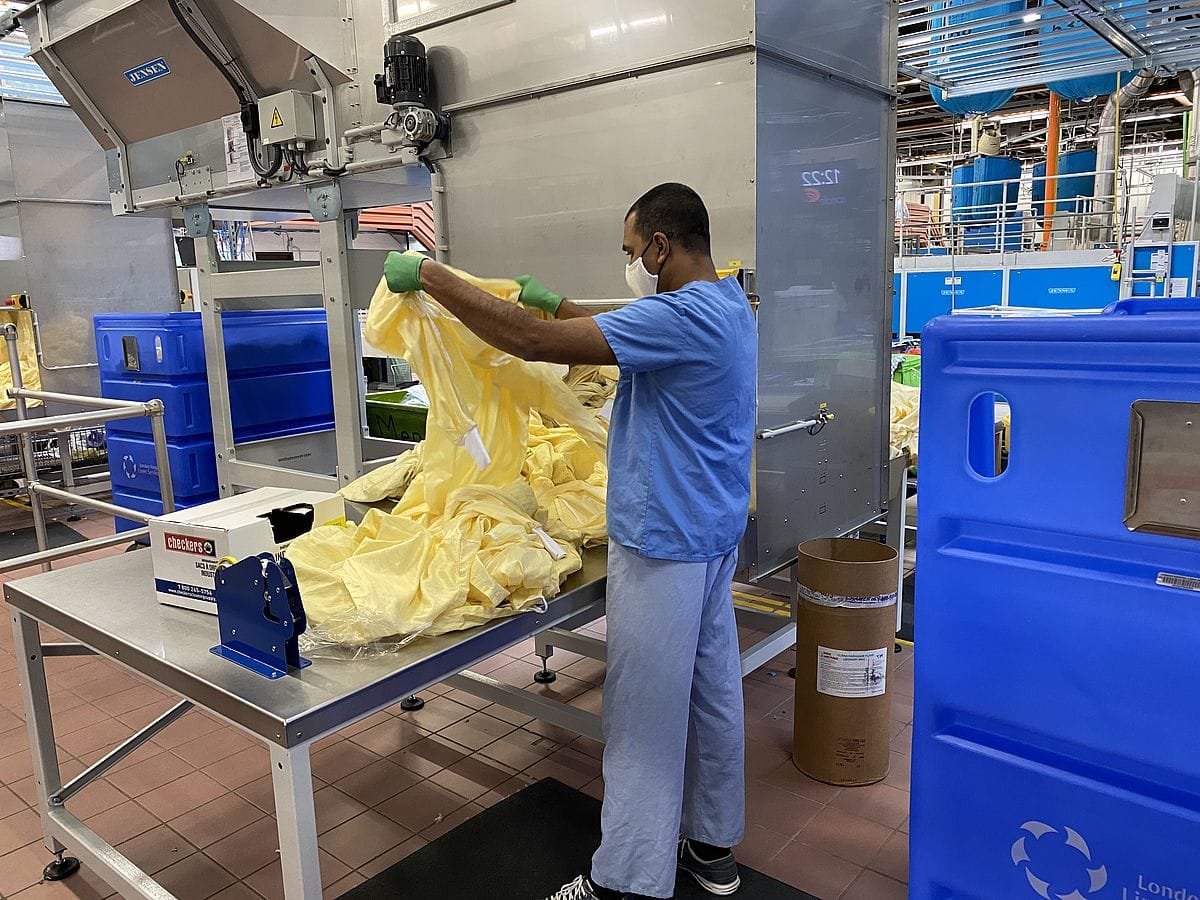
[886,468,910,634]
[11,612,72,863]
[270,742,321,900]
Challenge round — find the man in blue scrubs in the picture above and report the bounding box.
[384,183,757,899]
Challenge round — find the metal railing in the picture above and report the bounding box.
[896,168,1169,258]
[0,324,175,574]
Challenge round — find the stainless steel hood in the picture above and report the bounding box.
[21,0,352,148]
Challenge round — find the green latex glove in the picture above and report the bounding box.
[516,274,564,316]
[384,251,426,294]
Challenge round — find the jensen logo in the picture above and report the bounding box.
[124,58,171,87]
[164,533,215,557]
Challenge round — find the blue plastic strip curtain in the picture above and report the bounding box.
[931,85,1017,117]
[1048,71,1136,101]
[927,0,1023,116]
[1042,0,1138,100]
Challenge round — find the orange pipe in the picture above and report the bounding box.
[1042,93,1061,251]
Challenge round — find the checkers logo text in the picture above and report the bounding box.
[164,533,215,557]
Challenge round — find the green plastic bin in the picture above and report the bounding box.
[365,389,429,442]
[893,354,921,387]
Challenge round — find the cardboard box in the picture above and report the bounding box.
[150,487,345,613]
[793,538,898,786]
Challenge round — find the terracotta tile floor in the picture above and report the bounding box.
[0,514,912,899]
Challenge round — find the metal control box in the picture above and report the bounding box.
[257,90,316,146]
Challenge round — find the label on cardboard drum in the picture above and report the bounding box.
[816,646,888,699]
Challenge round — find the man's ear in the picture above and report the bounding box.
[654,232,671,265]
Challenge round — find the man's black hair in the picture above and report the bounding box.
[626,183,712,254]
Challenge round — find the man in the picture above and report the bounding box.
[384,183,757,900]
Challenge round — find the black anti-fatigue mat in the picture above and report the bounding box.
[342,777,817,900]
[0,521,85,560]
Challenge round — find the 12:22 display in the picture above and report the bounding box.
[801,169,842,186]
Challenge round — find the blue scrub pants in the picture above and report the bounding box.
[590,541,746,898]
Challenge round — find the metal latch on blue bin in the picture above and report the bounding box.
[209,553,311,680]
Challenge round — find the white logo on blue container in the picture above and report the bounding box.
[1011,822,1107,900]
[124,58,171,87]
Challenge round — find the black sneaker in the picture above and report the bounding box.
[545,875,607,900]
[678,839,742,895]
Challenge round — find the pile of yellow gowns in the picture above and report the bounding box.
[287,264,610,643]
[525,413,608,547]
[338,443,425,505]
[0,310,41,411]
[890,381,920,464]
[541,366,619,426]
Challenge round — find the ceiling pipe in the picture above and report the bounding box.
[1096,69,1157,241]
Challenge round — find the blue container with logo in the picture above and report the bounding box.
[911,300,1200,898]
[95,310,335,532]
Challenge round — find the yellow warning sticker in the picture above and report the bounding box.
[271,108,284,129]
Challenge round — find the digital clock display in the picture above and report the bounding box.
[801,168,843,186]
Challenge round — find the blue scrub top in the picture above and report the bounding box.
[595,276,757,562]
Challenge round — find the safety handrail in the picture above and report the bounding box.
[2,324,175,573]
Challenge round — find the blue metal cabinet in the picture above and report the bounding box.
[1008,266,1119,309]
[902,269,1003,333]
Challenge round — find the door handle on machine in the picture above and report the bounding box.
[757,405,835,441]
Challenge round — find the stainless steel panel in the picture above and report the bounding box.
[235,431,337,477]
[3,101,109,202]
[748,51,893,578]
[411,0,754,108]
[0,101,176,402]
[348,249,391,309]
[0,207,24,291]
[213,0,355,79]
[1125,400,1200,540]
[127,123,229,191]
[440,53,757,297]
[756,0,892,88]
[0,101,13,202]
[389,0,515,33]
[20,203,174,364]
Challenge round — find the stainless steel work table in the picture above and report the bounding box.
[6,549,609,899]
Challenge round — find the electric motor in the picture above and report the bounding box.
[375,35,429,108]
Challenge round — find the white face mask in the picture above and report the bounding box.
[625,256,659,298]
[625,239,662,297]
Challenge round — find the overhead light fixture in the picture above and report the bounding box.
[989,109,1050,124]
[1023,12,1042,22]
